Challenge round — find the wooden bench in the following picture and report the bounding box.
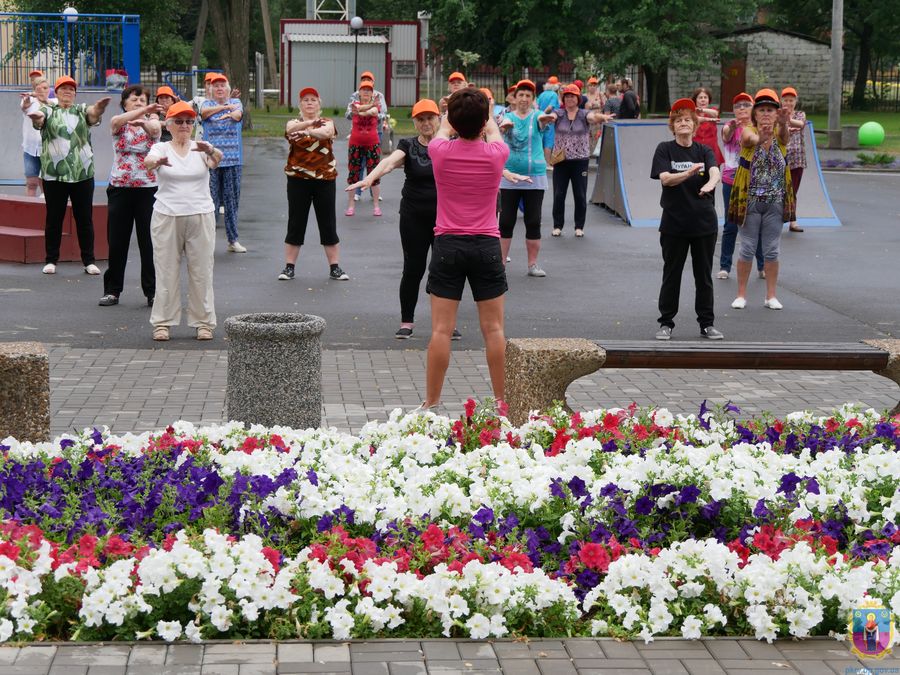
[504,338,900,425]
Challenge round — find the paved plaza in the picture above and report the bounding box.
[0,637,895,674]
[2,140,900,674]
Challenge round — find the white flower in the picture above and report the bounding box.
[681,615,702,640]
[465,613,491,639]
[156,620,182,642]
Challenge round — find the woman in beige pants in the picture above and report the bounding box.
[144,101,222,341]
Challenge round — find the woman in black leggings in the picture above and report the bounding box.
[346,99,450,340]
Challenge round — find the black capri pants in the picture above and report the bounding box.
[286,176,339,246]
[498,189,543,240]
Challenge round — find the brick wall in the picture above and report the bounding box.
[668,30,831,112]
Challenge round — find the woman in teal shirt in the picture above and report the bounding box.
[498,79,548,277]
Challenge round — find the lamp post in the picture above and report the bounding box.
[350,16,364,86]
[62,6,78,79]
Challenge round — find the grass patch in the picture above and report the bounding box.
[806,111,900,155]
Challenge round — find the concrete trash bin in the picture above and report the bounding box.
[225,313,326,429]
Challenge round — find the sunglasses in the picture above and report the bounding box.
[733,102,752,109]
[169,118,195,126]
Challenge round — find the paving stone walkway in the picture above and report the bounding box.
[48,346,899,436]
[0,638,893,675]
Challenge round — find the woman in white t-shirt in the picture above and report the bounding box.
[19,77,54,197]
[144,101,222,342]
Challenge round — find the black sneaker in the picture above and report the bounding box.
[655,326,672,341]
[701,326,724,340]
[395,327,413,339]
[451,328,462,341]
[329,266,349,281]
[278,266,295,281]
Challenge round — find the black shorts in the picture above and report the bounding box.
[426,234,508,302]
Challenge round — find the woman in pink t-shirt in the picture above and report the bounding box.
[421,89,510,411]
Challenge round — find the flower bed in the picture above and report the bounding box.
[1,401,899,644]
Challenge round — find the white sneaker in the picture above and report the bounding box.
[84,264,101,275]
[527,264,546,277]
[227,241,247,253]
[716,270,729,280]
[731,297,747,309]
[764,297,783,310]
[42,263,56,274]
[219,205,225,214]
[353,194,360,202]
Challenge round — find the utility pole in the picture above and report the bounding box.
[259,0,278,89]
[828,0,844,148]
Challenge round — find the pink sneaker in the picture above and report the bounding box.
[373,207,383,217]
[344,207,355,216]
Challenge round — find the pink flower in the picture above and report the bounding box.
[578,543,610,572]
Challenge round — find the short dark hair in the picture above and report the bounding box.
[447,89,489,140]
[691,86,713,104]
[120,85,150,111]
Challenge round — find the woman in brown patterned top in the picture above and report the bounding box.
[279,86,349,281]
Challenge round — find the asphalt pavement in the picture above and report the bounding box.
[1,137,898,349]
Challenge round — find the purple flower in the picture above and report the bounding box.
[499,512,519,536]
[0,444,9,452]
[676,485,701,505]
[59,439,75,450]
[778,472,802,495]
[473,506,494,526]
[568,476,588,499]
[468,523,485,540]
[700,500,723,520]
[549,479,567,500]
[724,401,741,414]
[753,499,771,519]
[634,496,654,515]
[575,568,600,589]
[882,522,896,538]
[90,428,104,446]
[306,469,319,486]
[316,514,333,532]
[599,483,618,498]
[805,478,820,494]
[698,400,710,429]
[602,440,618,453]
[332,505,355,525]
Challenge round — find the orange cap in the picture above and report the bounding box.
[360,71,374,81]
[753,88,780,108]
[507,85,517,93]
[574,79,584,89]
[514,79,536,93]
[587,76,599,84]
[165,101,196,119]
[411,99,440,117]
[732,92,753,105]
[28,69,43,78]
[478,87,493,100]
[547,76,559,84]
[781,86,798,98]
[358,80,373,91]
[155,86,176,100]
[208,73,228,84]
[204,72,219,82]
[671,98,696,112]
[561,84,581,97]
[448,71,466,83]
[54,75,76,91]
[298,86,320,100]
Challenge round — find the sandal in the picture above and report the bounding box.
[196,327,213,341]
[789,224,804,232]
[344,207,355,216]
[152,326,170,341]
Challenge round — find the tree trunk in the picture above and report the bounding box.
[208,0,252,124]
[642,64,670,114]
[850,22,873,110]
[191,0,209,71]
[259,0,278,90]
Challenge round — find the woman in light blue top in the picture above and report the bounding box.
[498,79,548,277]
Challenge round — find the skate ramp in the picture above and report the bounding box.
[591,120,841,228]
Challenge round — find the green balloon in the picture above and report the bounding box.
[858,121,885,146]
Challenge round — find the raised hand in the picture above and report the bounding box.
[193,140,215,155]
[94,97,112,114]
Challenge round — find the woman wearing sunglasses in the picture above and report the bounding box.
[143,102,222,342]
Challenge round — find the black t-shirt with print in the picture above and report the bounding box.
[650,140,718,236]
[397,137,436,213]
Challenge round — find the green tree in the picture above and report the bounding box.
[14,0,193,71]
[591,0,757,112]
[765,0,900,109]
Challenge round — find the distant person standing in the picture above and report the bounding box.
[345,71,387,202]
[27,76,111,276]
[691,86,723,166]
[585,77,604,154]
[728,89,794,311]
[344,81,383,217]
[439,71,468,113]
[537,77,561,165]
[602,83,621,116]
[650,98,722,341]
[19,77,54,197]
[154,86,178,141]
[718,92,764,280]
[618,77,640,119]
[781,86,807,233]
[201,73,246,252]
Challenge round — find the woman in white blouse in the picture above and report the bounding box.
[143,101,222,342]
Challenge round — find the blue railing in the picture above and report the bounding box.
[0,12,140,89]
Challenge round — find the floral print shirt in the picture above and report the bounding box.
[785,111,807,170]
[38,102,94,183]
[552,108,591,160]
[109,122,157,188]
[748,141,786,203]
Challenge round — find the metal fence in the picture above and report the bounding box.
[842,51,900,111]
[0,12,139,89]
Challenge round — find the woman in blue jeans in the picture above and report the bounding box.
[719,92,764,279]
[542,84,614,237]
